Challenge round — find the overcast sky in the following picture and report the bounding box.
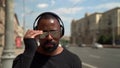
[15,0,120,36]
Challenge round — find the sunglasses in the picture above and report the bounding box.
[39,31,61,39]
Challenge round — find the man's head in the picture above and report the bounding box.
[34,12,64,53]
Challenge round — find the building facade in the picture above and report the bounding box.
[71,7,120,46]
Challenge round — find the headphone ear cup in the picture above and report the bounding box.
[33,26,37,30]
[60,25,64,37]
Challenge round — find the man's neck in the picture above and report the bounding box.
[37,46,63,56]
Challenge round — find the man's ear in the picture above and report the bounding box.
[35,36,40,46]
[60,34,63,39]
[37,39,40,46]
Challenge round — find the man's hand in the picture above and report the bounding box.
[24,30,43,38]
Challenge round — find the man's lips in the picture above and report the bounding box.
[45,43,54,47]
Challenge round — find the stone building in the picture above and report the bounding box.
[0,0,24,47]
[71,7,120,46]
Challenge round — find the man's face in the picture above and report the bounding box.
[37,18,61,52]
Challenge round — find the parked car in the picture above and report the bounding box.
[92,43,103,49]
[79,44,86,47]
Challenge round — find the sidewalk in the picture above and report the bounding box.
[0,47,24,58]
[103,45,120,48]
[0,47,24,68]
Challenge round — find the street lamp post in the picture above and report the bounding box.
[22,11,34,34]
[22,0,34,33]
[23,0,25,34]
[112,21,116,46]
[110,15,116,46]
[1,0,15,68]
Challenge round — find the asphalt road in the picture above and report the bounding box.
[67,46,120,68]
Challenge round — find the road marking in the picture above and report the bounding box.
[82,62,98,68]
[89,55,101,59]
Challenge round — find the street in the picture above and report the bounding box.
[67,46,120,68]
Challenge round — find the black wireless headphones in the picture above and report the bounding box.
[33,12,64,37]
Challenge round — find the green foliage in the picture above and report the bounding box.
[97,35,112,44]
[60,39,69,46]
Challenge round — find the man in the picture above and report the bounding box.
[12,12,82,68]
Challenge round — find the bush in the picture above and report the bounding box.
[97,35,112,44]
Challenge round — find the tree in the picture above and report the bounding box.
[97,35,112,44]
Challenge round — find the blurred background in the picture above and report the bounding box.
[0,0,120,68]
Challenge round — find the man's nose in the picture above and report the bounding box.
[46,34,53,40]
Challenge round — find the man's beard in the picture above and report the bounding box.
[41,41,59,53]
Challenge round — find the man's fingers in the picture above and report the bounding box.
[24,30,43,38]
[31,31,43,38]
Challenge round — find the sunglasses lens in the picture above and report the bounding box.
[39,31,60,39]
[50,31,60,38]
[39,32,47,39]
